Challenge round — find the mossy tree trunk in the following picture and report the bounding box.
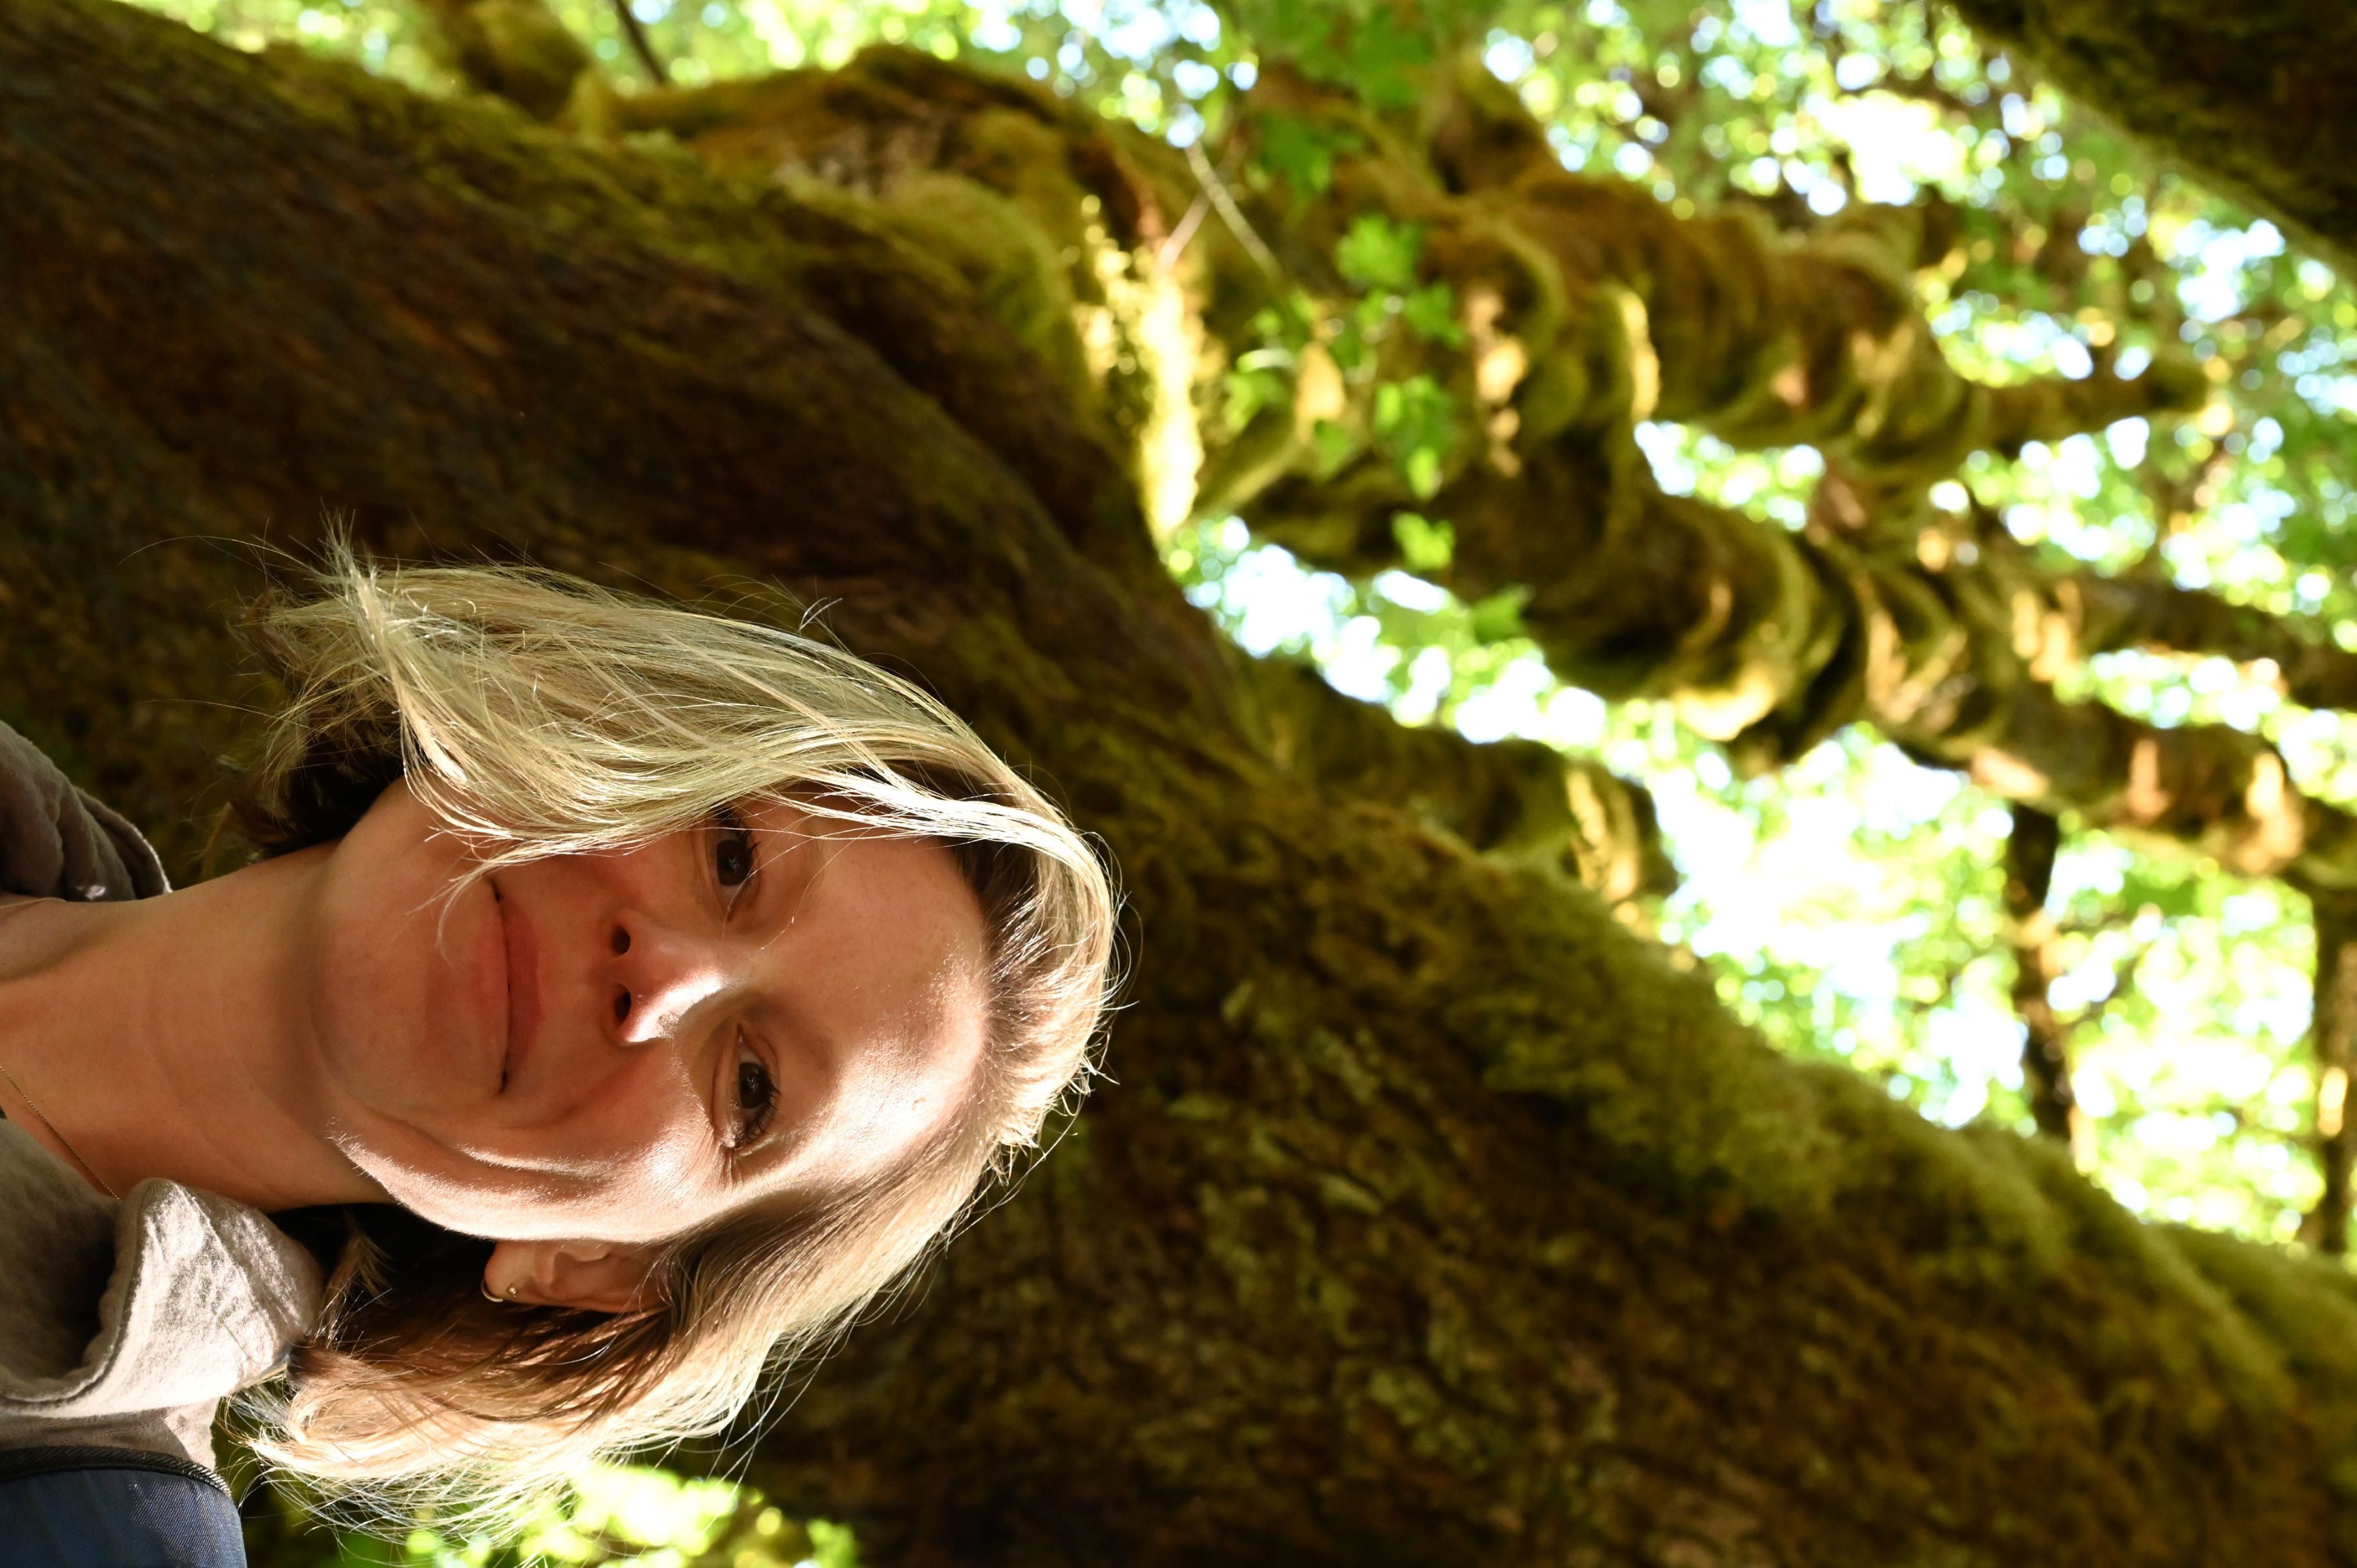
[16,3,2357,1565]
[1950,0,2357,279]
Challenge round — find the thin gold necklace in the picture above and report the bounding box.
[0,900,119,1200]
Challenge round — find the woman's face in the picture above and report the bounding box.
[301,783,990,1247]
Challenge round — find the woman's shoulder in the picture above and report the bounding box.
[0,722,168,904]
[0,726,321,1472]
[0,1121,324,1468]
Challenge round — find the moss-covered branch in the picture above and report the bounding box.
[407,15,2202,520]
[1242,409,2357,888]
[409,0,590,118]
[502,39,2345,893]
[1105,57,2203,546]
[1952,0,2357,277]
[2060,569,2357,710]
[2004,804,2083,1152]
[2304,891,2357,1254]
[1232,650,1675,904]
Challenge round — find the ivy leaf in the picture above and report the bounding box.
[1468,586,1530,645]
[1393,511,1456,571]
[1229,0,1339,63]
[1257,112,1362,196]
[1223,359,1295,434]
[1342,7,1435,110]
[1336,214,1424,292]
[1374,373,1457,499]
[1401,281,1467,346]
[1311,419,1359,478]
[1330,314,1372,372]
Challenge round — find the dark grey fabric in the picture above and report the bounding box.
[0,723,168,904]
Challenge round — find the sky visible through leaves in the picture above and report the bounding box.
[127,0,2357,1303]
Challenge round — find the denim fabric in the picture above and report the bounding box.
[0,1450,245,1567]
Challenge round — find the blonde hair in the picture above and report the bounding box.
[228,554,1118,1521]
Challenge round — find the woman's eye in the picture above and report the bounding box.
[712,809,756,896]
[733,1046,777,1150]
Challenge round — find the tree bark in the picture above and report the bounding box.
[1950,0,2357,277]
[1232,650,1676,907]
[2063,567,2357,713]
[15,3,2357,1564]
[2302,893,2357,1257]
[2002,805,2085,1160]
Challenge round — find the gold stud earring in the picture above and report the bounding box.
[506,1284,520,1299]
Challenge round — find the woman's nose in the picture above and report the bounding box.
[608,919,732,1045]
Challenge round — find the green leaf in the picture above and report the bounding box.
[1372,373,1457,499]
[1342,6,1435,110]
[1402,448,1442,500]
[1256,112,1361,196]
[809,1517,863,1568]
[1393,511,1455,571]
[1234,0,1339,63]
[1222,364,1294,434]
[1311,418,1359,477]
[1468,586,1530,645]
[1400,281,1467,346]
[1330,315,1372,372]
[1335,214,1423,292]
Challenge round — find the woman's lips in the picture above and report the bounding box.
[495,882,544,1089]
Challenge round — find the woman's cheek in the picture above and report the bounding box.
[340,1134,621,1241]
[308,793,497,1121]
[572,1109,720,1227]
[462,1093,723,1240]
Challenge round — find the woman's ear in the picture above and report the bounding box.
[485,1238,660,1314]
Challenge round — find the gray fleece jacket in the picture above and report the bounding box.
[0,722,322,1469]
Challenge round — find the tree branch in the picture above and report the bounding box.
[1231,650,1675,904]
[611,0,666,85]
[409,0,595,120]
[1913,499,2357,711]
[1399,62,2204,487]
[2004,804,2086,1157]
[1983,359,2212,456]
[1950,0,2357,276]
[2060,569,2357,711]
[2303,890,2357,1253]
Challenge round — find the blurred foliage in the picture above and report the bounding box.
[243,1463,859,1568]
[124,0,2357,1411]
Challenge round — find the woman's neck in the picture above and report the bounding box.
[0,854,389,1210]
